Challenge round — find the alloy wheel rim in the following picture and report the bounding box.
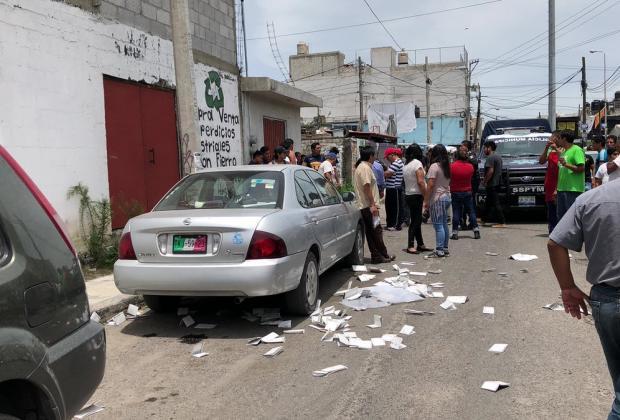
[306,260,318,305]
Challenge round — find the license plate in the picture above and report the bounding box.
[518,196,536,207]
[172,235,207,254]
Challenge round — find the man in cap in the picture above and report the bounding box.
[384,147,405,231]
[318,152,338,183]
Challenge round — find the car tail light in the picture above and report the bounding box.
[0,146,76,256]
[118,232,137,260]
[246,231,287,259]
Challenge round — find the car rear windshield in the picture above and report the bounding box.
[154,171,284,211]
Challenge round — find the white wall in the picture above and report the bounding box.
[242,93,302,159]
[0,0,241,238]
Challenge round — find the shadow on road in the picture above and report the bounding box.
[117,262,355,341]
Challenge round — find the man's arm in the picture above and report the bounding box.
[423,178,435,208]
[606,154,620,174]
[363,183,379,216]
[539,142,552,164]
[416,168,427,197]
[324,171,333,182]
[483,167,494,186]
[547,240,589,319]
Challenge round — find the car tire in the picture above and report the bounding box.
[143,295,179,313]
[284,252,319,315]
[346,224,364,266]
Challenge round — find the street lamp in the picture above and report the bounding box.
[589,50,607,135]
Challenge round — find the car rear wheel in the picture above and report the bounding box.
[284,252,318,315]
[143,295,179,313]
[346,224,364,265]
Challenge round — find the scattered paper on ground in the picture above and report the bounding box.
[181,315,195,328]
[510,253,538,261]
[485,252,499,256]
[489,343,508,353]
[440,300,457,311]
[358,274,376,282]
[366,314,382,329]
[108,312,126,326]
[447,296,468,304]
[284,329,305,334]
[368,267,387,273]
[90,312,101,323]
[400,262,416,266]
[481,381,510,392]
[400,325,415,335]
[126,304,140,317]
[431,291,444,298]
[390,336,407,350]
[543,303,564,311]
[194,323,217,329]
[341,296,391,310]
[352,265,367,272]
[264,346,284,358]
[430,282,444,288]
[313,365,348,377]
[483,306,495,315]
[404,309,434,315]
[428,269,442,274]
[74,404,105,419]
[371,337,386,346]
[409,271,428,276]
[191,342,208,358]
[368,282,425,304]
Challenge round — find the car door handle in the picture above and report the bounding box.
[310,216,319,224]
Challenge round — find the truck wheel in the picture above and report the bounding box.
[346,224,364,266]
[284,252,319,315]
[143,295,179,313]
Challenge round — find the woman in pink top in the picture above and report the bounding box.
[423,144,452,258]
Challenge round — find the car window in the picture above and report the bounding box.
[306,170,341,205]
[155,171,284,210]
[294,171,323,208]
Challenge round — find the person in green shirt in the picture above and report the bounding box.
[555,130,585,221]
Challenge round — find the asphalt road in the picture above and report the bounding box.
[88,221,612,420]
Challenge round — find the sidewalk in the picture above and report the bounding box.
[86,274,142,318]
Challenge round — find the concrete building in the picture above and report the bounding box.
[289,44,470,145]
[240,77,322,160]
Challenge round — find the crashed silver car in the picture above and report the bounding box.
[114,165,364,314]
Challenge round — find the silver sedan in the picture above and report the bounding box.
[114,165,364,314]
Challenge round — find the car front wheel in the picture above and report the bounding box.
[346,224,364,265]
[284,252,319,315]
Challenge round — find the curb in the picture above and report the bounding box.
[91,294,144,321]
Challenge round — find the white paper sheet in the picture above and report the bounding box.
[313,365,348,377]
[481,381,510,392]
[483,306,495,315]
[510,253,538,261]
[352,265,368,272]
[278,320,292,329]
[194,323,217,329]
[349,338,373,349]
[392,264,400,271]
[191,342,208,358]
[390,336,407,350]
[400,325,415,335]
[340,296,391,310]
[485,252,499,256]
[127,304,140,316]
[283,329,305,334]
[90,312,101,323]
[431,291,444,298]
[261,332,285,344]
[264,346,284,357]
[409,272,428,276]
[400,262,416,266]
[428,269,442,274]
[488,343,508,353]
[110,312,126,326]
[371,337,386,346]
[366,314,382,329]
[440,300,457,310]
[381,334,398,342]
[181,315,195,327]
[368,282,425,304]
[358,274,376,282]
[447,296,468,304]
[404,309,435,315]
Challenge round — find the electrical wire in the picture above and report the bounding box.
[361,0,403,50]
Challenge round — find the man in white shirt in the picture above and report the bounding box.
[318,152,337,182]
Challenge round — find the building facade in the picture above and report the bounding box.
[289,44,470,145]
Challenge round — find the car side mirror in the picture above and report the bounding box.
[341,191,356,202]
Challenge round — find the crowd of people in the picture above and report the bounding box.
[248,139,342,185]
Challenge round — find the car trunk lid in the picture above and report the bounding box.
[128,209,279,263]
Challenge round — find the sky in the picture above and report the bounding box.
[240,0,620,121]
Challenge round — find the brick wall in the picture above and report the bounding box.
[64,0,237,71]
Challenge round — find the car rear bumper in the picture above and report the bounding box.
[44,320,106,419]
[114,252,307,297]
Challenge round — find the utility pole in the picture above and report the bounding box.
[604,52,607,135]
[466,58,471,141]
[581,56,588,142]
[171,0,200,175]
[358,56,364,131]
[474,84,482,150]
[548,0,556,131]
[425,56,432,144]
[241,0,248,76]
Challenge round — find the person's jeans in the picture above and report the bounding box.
[451,191,479,233]
[590,284,620,420]
[405,194,424,248]
[556,191,581,222]
[484,185,505,224]
[385,187,403,228]
[546,200,558,234]
[430,195,451,254]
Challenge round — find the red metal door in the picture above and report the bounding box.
[263,117,285,153]
[103,78,179,229]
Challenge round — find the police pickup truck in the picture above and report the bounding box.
[477,133,550,212]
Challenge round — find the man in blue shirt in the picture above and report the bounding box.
[372,158,386,198]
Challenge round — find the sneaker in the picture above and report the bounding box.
[426,251,445,258]
[474,230,481,239]
[386,227,396,231]
[371,257,391,264]
[492,224,507,228]
[444,250,450,256]
[450,232,459,240]
[482,222,493,227]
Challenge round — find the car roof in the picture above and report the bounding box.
[487,133,551,140]
[193,164,311,174]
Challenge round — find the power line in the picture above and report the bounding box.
[361,0,403,50]
[247,0,503,41]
